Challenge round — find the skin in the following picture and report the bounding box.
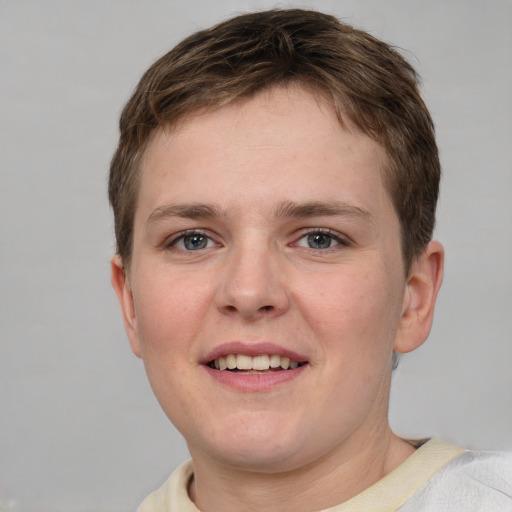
[112,85,443,511]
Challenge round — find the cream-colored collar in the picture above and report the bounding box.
[322,438,463,511]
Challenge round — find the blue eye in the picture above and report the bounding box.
[296,231,342,250]
[171,233,215,251]
[308,233,334,249]
[183,234,208,250]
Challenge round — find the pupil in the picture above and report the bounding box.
[308,233,331,249]
[184,235,207,250]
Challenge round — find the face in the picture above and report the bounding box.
[114,86,424,473]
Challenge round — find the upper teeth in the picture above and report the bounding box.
[212,354,300,371]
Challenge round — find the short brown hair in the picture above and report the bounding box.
[109,8,440,270]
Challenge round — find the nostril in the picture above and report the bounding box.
[224,304,273,312]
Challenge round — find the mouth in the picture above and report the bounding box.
[207,354,308,373]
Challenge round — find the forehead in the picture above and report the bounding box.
[142,86,387,182]
[139,86,390,209]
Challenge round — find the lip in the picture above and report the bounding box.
[201,341,309,392]
[203,364,307,391]
[201,341,307,364]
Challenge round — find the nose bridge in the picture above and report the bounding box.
[216,231,289,319]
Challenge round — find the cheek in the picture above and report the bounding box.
[295,263,403,355]
[132,267,214,358]
[131,269,214,424]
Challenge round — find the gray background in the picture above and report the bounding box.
[1,1,510,511]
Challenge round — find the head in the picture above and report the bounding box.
[109,8,440,273]
[109,8,444,484]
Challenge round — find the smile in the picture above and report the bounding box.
[208,354,306,372]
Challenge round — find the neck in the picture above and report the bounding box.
[188,425,415,512]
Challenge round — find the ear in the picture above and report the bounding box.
[111,255,142,358]
[394,241,444,354]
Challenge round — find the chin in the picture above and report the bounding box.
[188,413,311,473]
[212,444,307,474]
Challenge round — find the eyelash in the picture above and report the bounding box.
[294,228,349,251]
[165,228,349,252]
[166,229,218,251]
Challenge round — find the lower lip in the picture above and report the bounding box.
[203,365,307,391]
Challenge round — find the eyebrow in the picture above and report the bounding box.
[145,203,225,230]
[273,200,372,222]
[145,200,373,230]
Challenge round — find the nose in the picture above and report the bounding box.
[215,238,290,321]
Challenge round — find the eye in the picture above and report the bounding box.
[295,230,343,250]
[170,232,216,251]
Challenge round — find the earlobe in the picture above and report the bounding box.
[394,241,444,354]
[110,255,142,358]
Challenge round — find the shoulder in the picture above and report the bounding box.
[399,448,512,511]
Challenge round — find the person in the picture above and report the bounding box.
[109,8,511,511]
